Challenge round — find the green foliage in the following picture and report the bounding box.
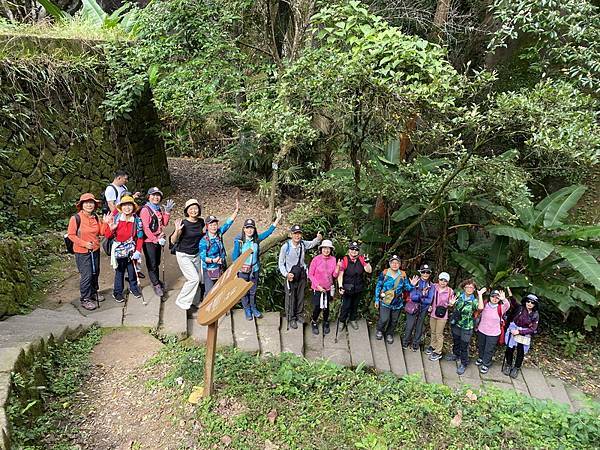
[148,344,600,449]
[558,331,586,358]
[7,327,103,448]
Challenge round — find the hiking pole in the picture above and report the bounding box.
[89,249,99,309]
[334,292,344,343]
[286,280,291,331]
[132,258,147,306]
[502,328,512,373]
[161,242,167,302]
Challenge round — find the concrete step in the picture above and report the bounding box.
[546,376,573,410]
[160,294,187,340]
[564,384,588,412]
[348,319,374,368]
[386,334,407,377]
[509,368,530,396]
[303,322,324,360]
[521,367,553,401]
[256,312,281,357]
[122,286,161,328]
[280,322,303,356]
[439,358,460,389]
[459,362,482,388]
[369,328,391,372]
[421,353,443,384]
[231,309,260,354]
[403,347,425,381]
[322,326,351,367]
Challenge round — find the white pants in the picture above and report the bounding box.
[175,252,202,310]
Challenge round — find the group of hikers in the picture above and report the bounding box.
[67,170,540,378]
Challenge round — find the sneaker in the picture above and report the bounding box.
[153,284,164,297]
[411,345,419,352]
[112,293,125,303]
[444,354,458,362]
[480,365,489,374]
[350,320,359,330]
[375,330,383,340]
[244,308,253,321]
[386,335,394,344]
[251,307,262,319]
[475,358,483,366]
[425,346,433,355]
[80,299,97,311]
[401,344,409,350]
[429,352,442,361]
[509,367,520,379]
[502,365,512,376]
[95,294,105,302]
[131,290,143,299]
[323,322,330,335]
[457,364,466,375]
[311,322,319,335]
[289,319,298,329]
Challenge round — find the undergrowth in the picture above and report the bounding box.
[7,326,103,449]
[148,344,600,450]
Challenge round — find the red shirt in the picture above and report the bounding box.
[104,216,144,252]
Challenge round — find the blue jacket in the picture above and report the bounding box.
[410,278,435,311]
[374,269,412,310]
[199,218,233,270]
[231,224,276,273]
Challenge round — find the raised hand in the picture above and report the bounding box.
[274,208,283,225]
[235,188,241,211]
[499,290,506,301]
[316,231,323,240]
[410,275,420,286]
[164,199,175,213]
[477,287,487,297]
[175,218,184,230]
[103,213,113,224]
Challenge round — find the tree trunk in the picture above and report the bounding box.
[269,142,292,219]
[432,0,450,42]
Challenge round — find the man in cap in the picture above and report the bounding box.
[403,263,435,351]
[278,225,323,328]
[337,241,372,330]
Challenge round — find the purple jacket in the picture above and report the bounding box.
[410,279,435,310]
[512,306,539,336]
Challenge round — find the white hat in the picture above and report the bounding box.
[319,239,334,250]
[438,272,450,281]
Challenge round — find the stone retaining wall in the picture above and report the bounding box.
[0,239,31,319]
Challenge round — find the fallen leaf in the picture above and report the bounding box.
[450,410,463,428]
[188,385,204,404]
[267,408,278,424]
[221,435,232,446]
[465,389,478,402]
[264,439,279,450]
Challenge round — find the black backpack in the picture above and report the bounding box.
[101,184,119,215]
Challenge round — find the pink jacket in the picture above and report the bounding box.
[308,254,339,291]
[139,204,170,244]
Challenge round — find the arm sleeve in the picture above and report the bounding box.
[278,245,288,277]
[104,186,117,202]
[423,283,435,304]
[258,225,276,242]
[162,211,171,227]
[501,298,510,314]
[410,284,421,302]
[304,237,321,250]
[199,238,208,267]
[521,313,539,335]
[140,207,154,238]
[374,272,384,304]
[220,218,234,235]
[308,258,317,285]
[67,216,86,247]
[104,220,115,238]
[232,239,240,261]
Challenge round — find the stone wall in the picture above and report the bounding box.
[0,239,31,318]
[0,33,171,229]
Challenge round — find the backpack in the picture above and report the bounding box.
[101,184,119,215]
[142,205,160,238]
[64,213,98,254]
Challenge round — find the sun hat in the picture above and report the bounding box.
[183,199,201,216]
[116,195,139,213]
[244,219,256,228]
[438,272,450,282]
[76,193,101,210]
[319,239,334,250]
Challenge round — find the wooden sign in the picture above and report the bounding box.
[197,248,254,396]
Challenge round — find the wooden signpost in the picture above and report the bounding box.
[197,248,254,397]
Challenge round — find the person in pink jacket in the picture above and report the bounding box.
[139,187,174,297]
[308,239,338,336]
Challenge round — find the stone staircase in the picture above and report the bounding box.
[0,287,596,448]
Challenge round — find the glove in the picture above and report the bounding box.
[158,237,167,246]
[164,199,175,213]
[132,251,142,261]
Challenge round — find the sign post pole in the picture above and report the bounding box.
[203,321,218,397]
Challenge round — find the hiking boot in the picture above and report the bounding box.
[350,320,359,330]
[131,290,143,299]
[289,319,298,329]
[375,330,383,340]
[457,364,466,375]
[411,345,419,352]
[81,299,97,311]
[96,294,105,302]
[401,343,409,350]
[509,367,520,379]
[244,308,253,321]
[475,358,483,366]
[429,352,442,361]
[444,354,458,362]
[502,365,512,376]
[311,321,319,335]
[323,321,330,335]
[386,334,394,344]
[251,307,262,319]
[480,365,489,374]
[153,284,164,298]
[425,346,433,355]
[113,293,125,303]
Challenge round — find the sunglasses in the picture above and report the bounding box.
[526,300,536,304]
[421,271,432,275]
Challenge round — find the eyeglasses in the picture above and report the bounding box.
[526,300,535,304]
[421,271,432,275]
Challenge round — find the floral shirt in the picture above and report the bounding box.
[453,292,478,330]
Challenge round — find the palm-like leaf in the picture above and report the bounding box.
[555,225,600,241]
[391,203,420,222]
[528,239,555,260]
[487,225,532,242]
[38,0,70,22]
[80,0,107,27]
[489,236,508,273]
[452,252,487,286]
[556,246,600,291]
[543,185,586,228]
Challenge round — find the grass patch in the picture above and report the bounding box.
[0,17,125,41]
[147,344,600,450]
[7,326,103,449]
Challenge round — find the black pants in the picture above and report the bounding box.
[403,308,427,348]
[505,343,525,368]
[451,325,473,366]
[339,291,361,322]
[285,274,306,322]
[311,291,331,323]
[377,306,401,336]
[143,242,162,286]
[477,330,499,367]
[75,250,100,301]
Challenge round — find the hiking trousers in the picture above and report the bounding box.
[339,291,361,323]
[175,252,202,310]
[143,242,162,286]
[285,276,306,322]
[477,330,499,367]
[114,257,141,297]
[430,317,447,355]
[451,325,473,366]
[75,250,100,301]
[376,306,401,336]
[403,308,427,348]
[505,343,525,368]
[239,270,259,310]
[311,291,331,323]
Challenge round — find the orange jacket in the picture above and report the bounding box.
[67,211,106,254]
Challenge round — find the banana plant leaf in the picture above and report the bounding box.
[487,225,532,242]
[452,252,486,286]
[38,0,70,22]
[556,246,600,291]
[528,238,555,260]
[80,0,107,27]
[489,236,508,272]
[391,204,420,222]
[543,185,586,228]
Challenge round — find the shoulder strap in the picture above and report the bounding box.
[296,241,304,266]
[392,271,402,290]
[74,214,81,237]
[111,184,118,197]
